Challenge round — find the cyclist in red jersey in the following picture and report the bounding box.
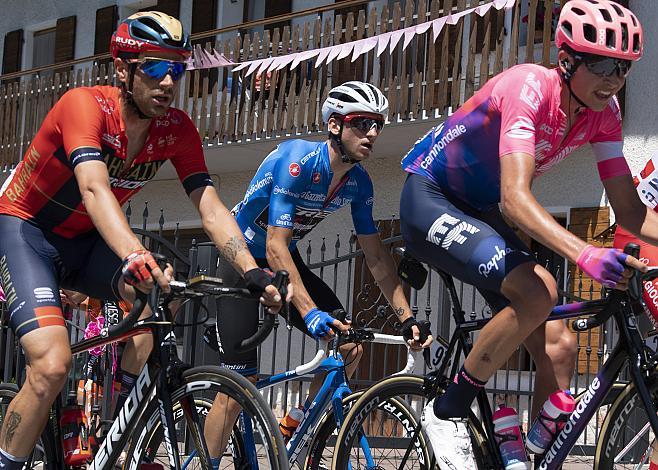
[0,12,288,468]
[397,1,655,466]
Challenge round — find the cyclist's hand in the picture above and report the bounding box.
[577,245,631,289]
[616,254,648,291]
[121,249,170,294]
[400,317,433,351]
[304,308,348,339]
[244,268,293,314]
[60,289,87,307]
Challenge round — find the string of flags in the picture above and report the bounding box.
[186,0,517,75]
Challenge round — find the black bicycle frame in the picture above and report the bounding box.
[57,290,209,470]
[429,270,658,470]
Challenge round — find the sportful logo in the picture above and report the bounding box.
[426,214,480,249]
[34,287,55,302]
[539,377,601,469]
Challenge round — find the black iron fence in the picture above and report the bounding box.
[0,204,634,455]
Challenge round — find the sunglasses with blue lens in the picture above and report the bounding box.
[131,59,187,81]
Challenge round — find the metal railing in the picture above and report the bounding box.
[0,203,619,454]
[0,0,561,169]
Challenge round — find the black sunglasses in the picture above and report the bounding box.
[578,54,633,78]
[342,114,385,133]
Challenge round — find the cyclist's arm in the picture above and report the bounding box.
[189,185,259,275]
[74,160,147,259]
[358,234,414,322]
[499,152,587,262]
[604,173,658,245]
[266,226,316,316]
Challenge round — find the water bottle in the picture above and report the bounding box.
[526,390,575,454]
[492,406,530,470]
[279,406,304,441]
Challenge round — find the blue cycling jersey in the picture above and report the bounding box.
[232,140,378,258]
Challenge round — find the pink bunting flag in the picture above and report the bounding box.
[255,57,274,77]
[231,61,251,72]
[388,29,404,53]
[475,2,494,16]
[415,22,432,35]
[273,54,295,71]
[377,32,391,57]
[245,60,262,77]
[337,42,354,60]
[357,36,378,59]
[402,27,416,51]
[212,51,234,67]
[315,47,332,68]
[432,17,448,42]
[326,43,343,65]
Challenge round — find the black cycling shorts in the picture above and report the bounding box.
[215,249,343,376]
[400,174,536,312]
[0,215,123,339]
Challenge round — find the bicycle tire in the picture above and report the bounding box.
[595,380,658,469]
[304,390,428,469]
[0,383,58,469]
[125,366,287,470]
[332,374,471,470]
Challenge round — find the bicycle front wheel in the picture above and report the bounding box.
[331,374,438,470]
[595,380,658,469]
[126,366,287,470]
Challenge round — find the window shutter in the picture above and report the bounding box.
[189,0,218,97]
[264,0,292,33]
[2,29,23,76]
[54,15,76,78]
[157,0,181,17]
[94,6,118,55]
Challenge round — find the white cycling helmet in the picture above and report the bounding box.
[322,81,389,123]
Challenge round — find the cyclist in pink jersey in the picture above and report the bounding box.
[399,1,655,466]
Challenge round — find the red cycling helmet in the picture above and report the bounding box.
[110,11,192,59]
[555,0,643,61]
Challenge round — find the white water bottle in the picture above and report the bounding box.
[526,390,575,454]
[492,406,530,470]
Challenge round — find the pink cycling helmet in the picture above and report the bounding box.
[555,0,643,61]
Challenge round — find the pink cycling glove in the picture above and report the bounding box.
[577,245,628,288]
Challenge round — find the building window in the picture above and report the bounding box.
[32,27,56,68]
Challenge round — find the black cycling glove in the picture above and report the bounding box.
[243,268,272,295]
[400,317,420,342]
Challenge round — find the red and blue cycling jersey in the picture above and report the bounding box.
[401,64,630,210]
[232,140,378,258]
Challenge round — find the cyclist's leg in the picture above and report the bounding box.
[204,259,260,462]
[66,233,154,413]
[0,216,72,467]
[478,208,578,420]
[285,250,356,402]
[400,174,555,417]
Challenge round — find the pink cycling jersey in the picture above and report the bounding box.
[401,63,630,209]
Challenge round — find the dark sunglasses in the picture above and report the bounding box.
[342,113,385,133]
[130,59,187,81]
[579,54,632,78]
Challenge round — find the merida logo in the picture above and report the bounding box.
[420,124,467,169]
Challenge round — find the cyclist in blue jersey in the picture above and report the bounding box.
[203,81,432,467]
[399,1,651,467]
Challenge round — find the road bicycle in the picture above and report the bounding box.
[0,263,289,469]
[332,244,658,469]
[137,309,432,469]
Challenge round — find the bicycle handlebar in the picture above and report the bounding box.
[572,243,658,332]
[105,255,289,353]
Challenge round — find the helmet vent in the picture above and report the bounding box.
[330,91,358,103]
[599,9,612,22]
[630,14,638,27]
[633,33,640,53]
[620,23,629,51]
[571,7,586,16]
[611,4,624,17]
[583,24,597,43]
[560,21,574,40]
[605,29,616,49]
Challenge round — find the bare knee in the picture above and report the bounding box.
[340,343,363,363]
[546,328,578,366]
[27,349,72,401]
[504,264,558,323]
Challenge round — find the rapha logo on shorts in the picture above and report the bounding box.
[426,214,479,249]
